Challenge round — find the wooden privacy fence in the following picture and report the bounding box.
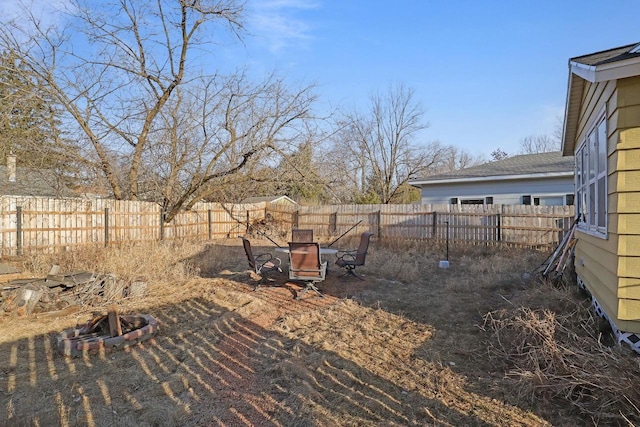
[0,196,575,256]
[267,203,575,248]
[0,197,265,256]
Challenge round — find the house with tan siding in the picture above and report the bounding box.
[561,42,640,351]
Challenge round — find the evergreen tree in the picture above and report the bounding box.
[0,51,69,170]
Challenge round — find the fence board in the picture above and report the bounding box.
[264,203,573,248]
[0,196,575,256]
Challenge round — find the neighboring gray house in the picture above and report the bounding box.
[0,154,75,198]
[410,152,575,206]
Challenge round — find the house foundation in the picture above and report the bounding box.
[577,275,640,354]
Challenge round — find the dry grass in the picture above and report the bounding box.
[482,295,640,426]
[18,241,209,285]
[0,237,638,426]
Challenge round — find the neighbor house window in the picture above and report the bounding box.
[451,197,495,205]
[535,196,565,206]
[575,112,607,235]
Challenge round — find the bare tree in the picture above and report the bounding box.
[141,71,317,219]
[0,1,317,221]
[437,146,485,174]
[337,84,449,204]
[519,133,561,154]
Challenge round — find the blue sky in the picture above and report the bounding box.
[2,0,638,158]
[225,0,640,158]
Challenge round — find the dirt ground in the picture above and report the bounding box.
[0,239,637,426]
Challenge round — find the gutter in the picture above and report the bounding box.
[410,171,574,186]
[570,57,640,83]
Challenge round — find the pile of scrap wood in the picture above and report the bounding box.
[0,262,23,282]
[1,265,123,316]
[534,220,577,283]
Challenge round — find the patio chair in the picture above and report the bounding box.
[291,228,314,242]
[288,242,327,299]
[335,232,374,280]
[240,237,282,291]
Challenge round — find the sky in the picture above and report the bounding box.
[1,0,638,159]
[220,0,640,158]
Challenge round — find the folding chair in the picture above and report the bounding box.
[291,229,314,242]
[335,232,374,280]
[288,242,327,299]
[240,237,282,290]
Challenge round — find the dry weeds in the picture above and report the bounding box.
[0,237,638,426]
[482,301,640,426]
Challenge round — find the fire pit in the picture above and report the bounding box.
[57,306,158,357]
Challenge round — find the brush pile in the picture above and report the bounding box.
[482,303,640,425]
[1,268,131,316]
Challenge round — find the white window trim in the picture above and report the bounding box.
[575,111,608,238]
[449,197,495,206]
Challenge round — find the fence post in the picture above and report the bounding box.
[432,212,437,239]
[377,210,382,239]
[16,206,22,256]
[104,207,109,247]
[207,209,213,240]
[496,213,502,242]
[160,209,165,241]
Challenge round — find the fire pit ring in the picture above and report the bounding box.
[57,314,159,357]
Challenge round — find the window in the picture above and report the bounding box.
[536,196,564,206]
[522,195,532,205]
[450,197,494,205]
[576,113,607,235]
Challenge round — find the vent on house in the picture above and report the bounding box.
[534,197,540,206]
[522,195,532,205]
[450,197,458,205]
[485,196,493,205]
[565,194,575,205]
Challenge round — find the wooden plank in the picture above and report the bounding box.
[107,305,123,337]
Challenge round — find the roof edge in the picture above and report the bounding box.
[410,171,574,187]
[570,55,640,83]
[561,72,584,155]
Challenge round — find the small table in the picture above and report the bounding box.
[274,247,338,256]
